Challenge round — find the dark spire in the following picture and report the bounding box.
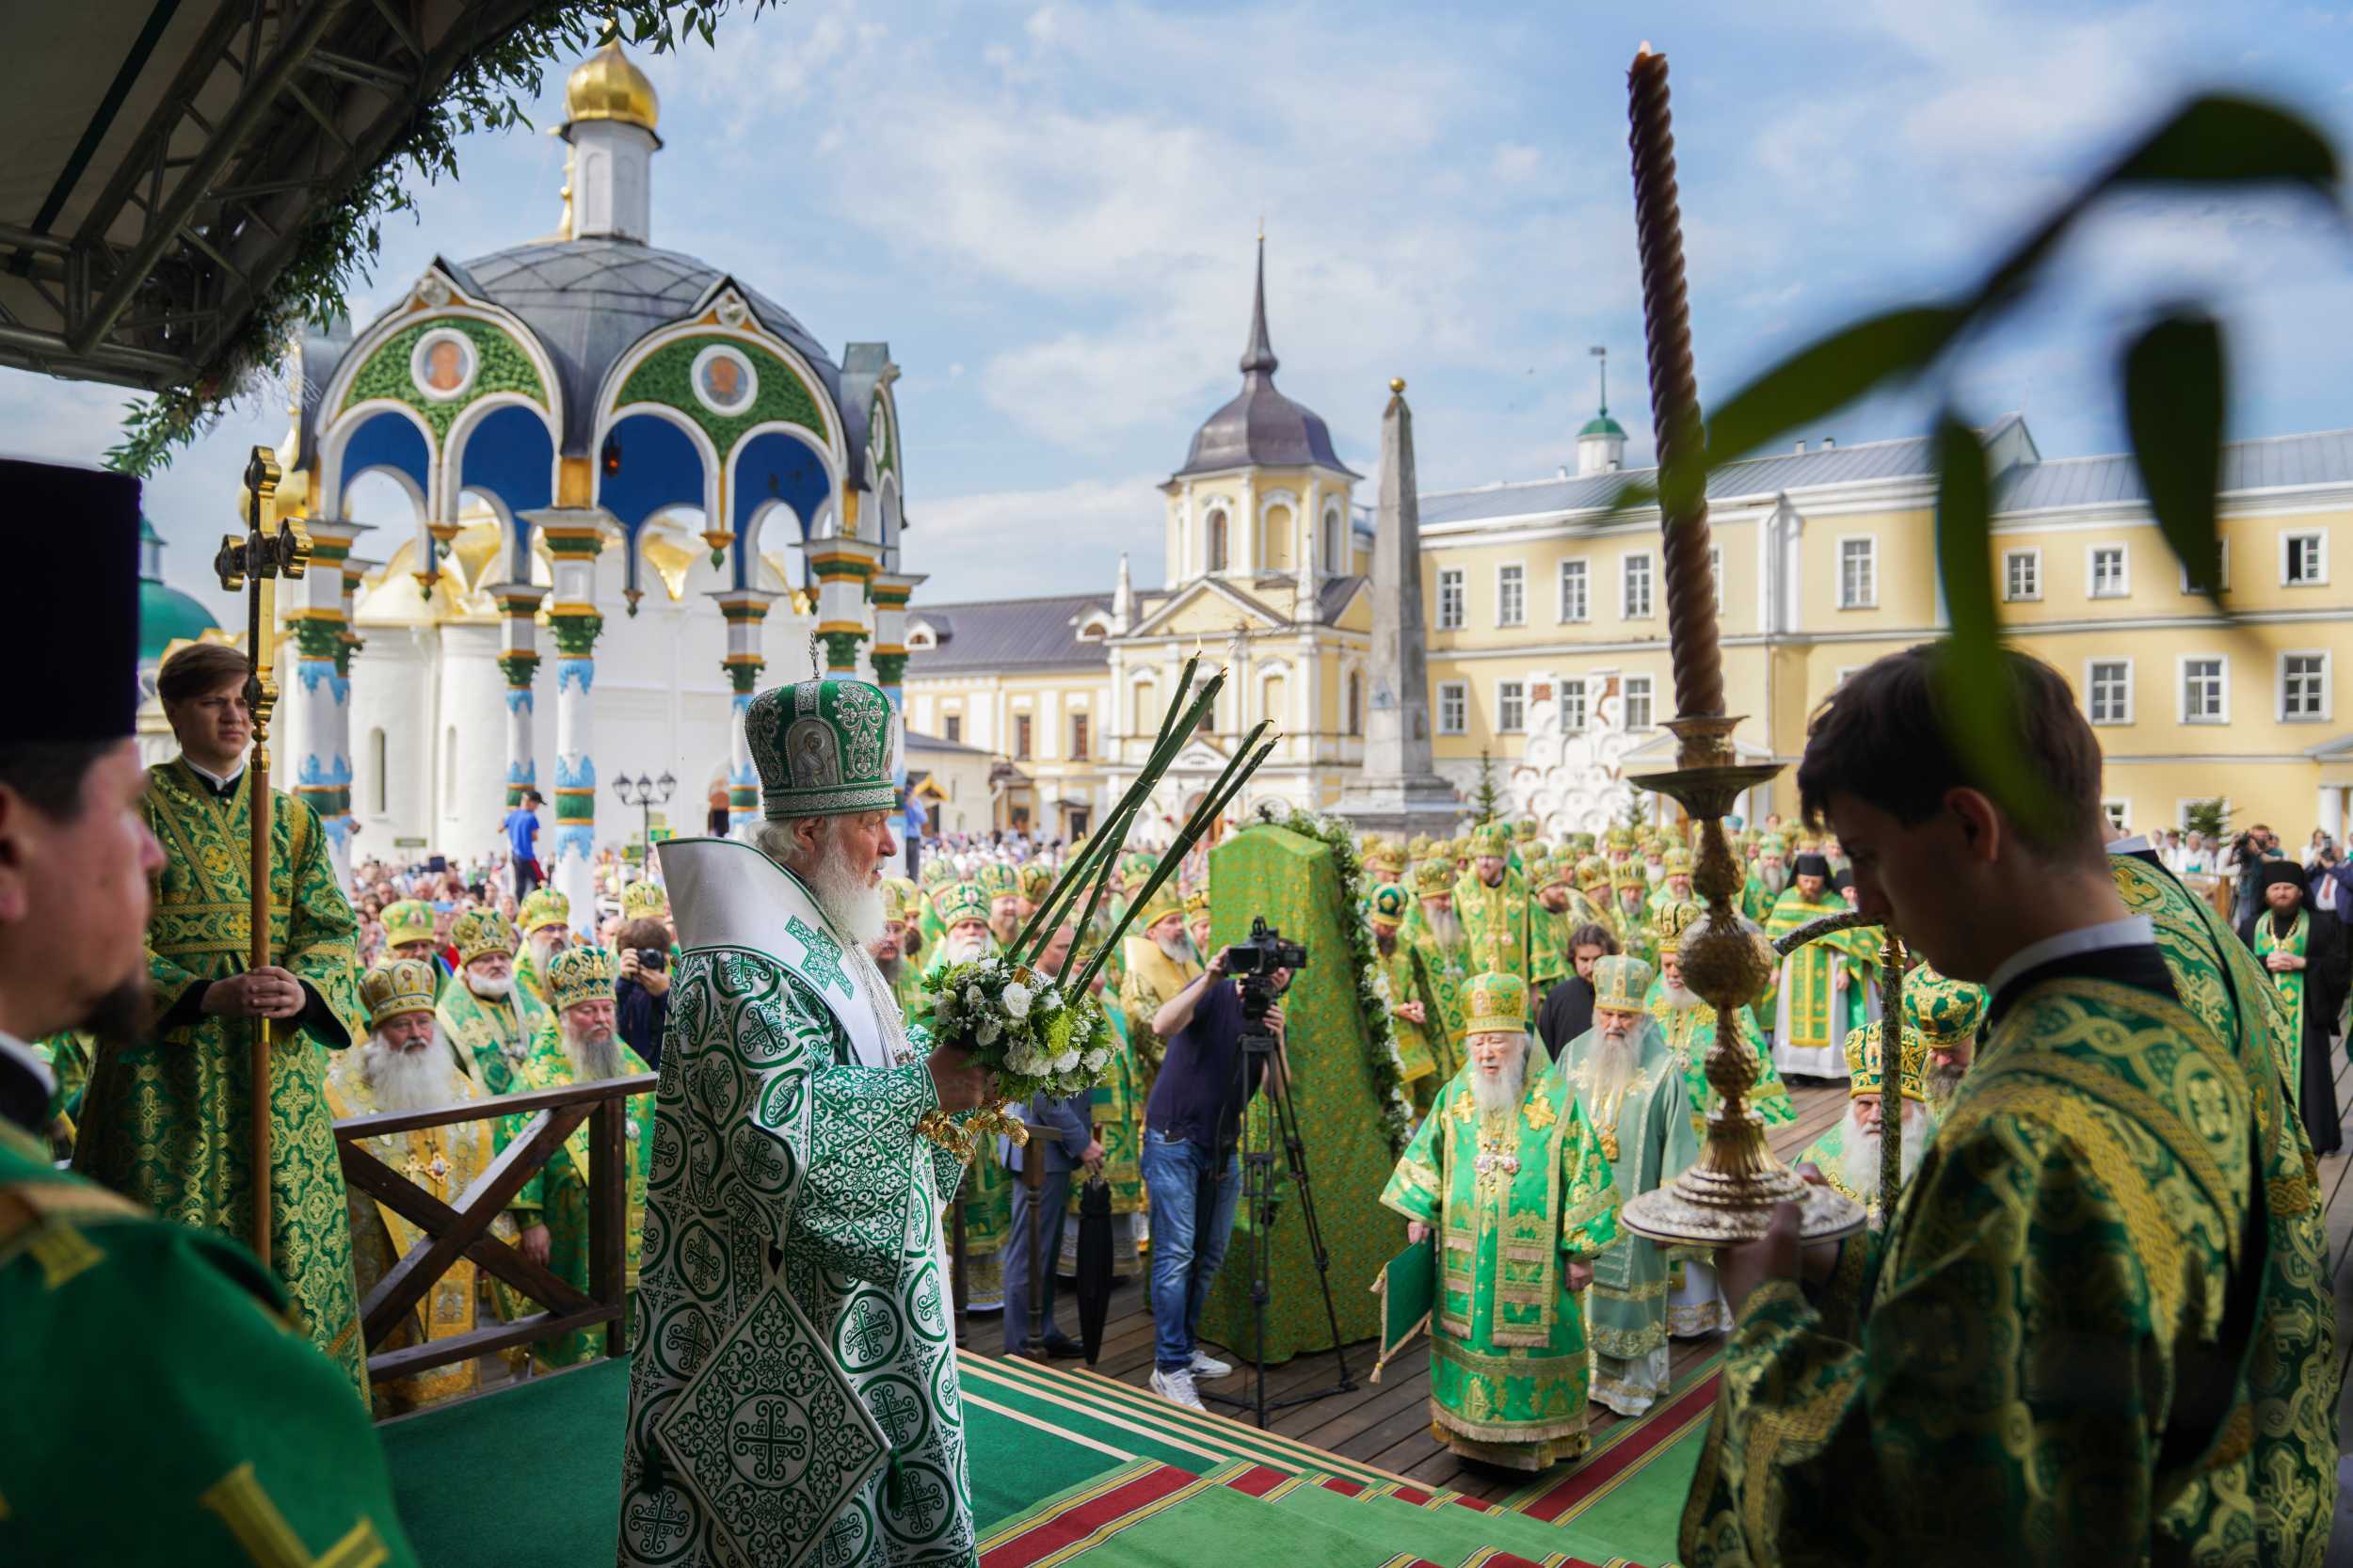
[1240,231,1277,377]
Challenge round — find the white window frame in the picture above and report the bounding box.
[1710,544,1724,616]
[1496,562,1527,628]
[2278,648,2331,723]
[2083,657,2134,727]
[2178,654,2230,726]
[2101,799,2131,836]
[1497,679,1527,733]
[2281,528,2329,587]
[1623,674,1655,731]
[1436,680,1468,735]
[1560,678,1588,733]
[1436,568,1465,631]
[1558,558,1589,623]
[1621,551,1654,619]
[2003,548,2042,602]
[1836,536,1879,610]
[2087,541,2130,600]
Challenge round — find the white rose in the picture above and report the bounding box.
[1002,982,1032,1020]
[1082,1048,1109,1072]
[1054,1049,1080,1075]
[964,985,983,1009]
[976,1018,1001,1047]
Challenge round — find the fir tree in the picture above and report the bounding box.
[1472,750,1503,824]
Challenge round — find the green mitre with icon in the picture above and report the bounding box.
[744,676,902,819]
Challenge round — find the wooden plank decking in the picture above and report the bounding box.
[979,1044,2353,1505]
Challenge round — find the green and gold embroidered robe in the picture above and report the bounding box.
[504,1018,655,1369]
[1647,992,1796,1135]
[1761,888,1872,1075]
[1375,941,1441,1106]
[1407,929,1471,1085]
[1681,971,2318,1566]
[75,760,370,1400]
[1550,1018,1696,1416]
[27,1030,90,1159]
[0,1126,421,1567]
[436,976,550,1091]
[2112,852,2336,1567]
[1381,1065,1619,1470]
[1453,869,1535,1003]
[1064,1000,1146,1277]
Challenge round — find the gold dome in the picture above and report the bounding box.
[565,42,659,136]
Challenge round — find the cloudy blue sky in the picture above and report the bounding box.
[8,0,2352,615]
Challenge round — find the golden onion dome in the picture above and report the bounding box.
[565,41,659,136]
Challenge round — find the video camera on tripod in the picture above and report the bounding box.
[1225,917,1307,1032]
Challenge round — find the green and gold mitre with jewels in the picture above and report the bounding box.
[1660,845,1692,876]
[1650,898,1702,956]
[880,877,920,925]
[1512,818,1539,842]
[1017,861,1052,902]
[1576,854,1611,890]
[1131,881,1185,931]
[744,676,902,818]
[1844,1019,1929,1100]
[450,908,516,966]
[520,887,571,935]
[1116,851,1155,888]
[920,856,956,888]
[359,958,440,1027]
[381,899,436,948]
[620,880,669,920]
[977,861,1018,900]
[936,881,990,929]
[1363,840,1406,882]
[1368,884,1412,929]
[1461,971,1529,1033]
[1407,834,1434,861]
[1603,826,1632,853]
[1610,863,1646,891]
[545,945,618,1014]
[1411,858,1453,897]
[1592,953,1655,1012]
[1900,961,1985,1048]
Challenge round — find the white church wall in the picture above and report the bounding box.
[350,627,436,860]
[434,623,510,865]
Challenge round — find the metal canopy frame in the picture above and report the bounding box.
[0,0,561,392]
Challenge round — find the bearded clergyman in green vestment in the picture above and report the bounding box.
[617,677,988,1568]
[74,641,371,1400]
[1685,646,2337,1568]
[1550,954,1698,1417]
[1384,971,1619,1471]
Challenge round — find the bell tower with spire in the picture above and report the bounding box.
[562,40,662,244]
[1577,344,1628,476]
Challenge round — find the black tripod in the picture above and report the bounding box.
[1201,993,1354,1428]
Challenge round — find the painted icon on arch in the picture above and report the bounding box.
[694,344,758,416]
[411,328,478,401]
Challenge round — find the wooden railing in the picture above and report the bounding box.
[332,1073,656,1387]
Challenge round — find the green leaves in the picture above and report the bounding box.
[1926,414,2060,844]
[2122,310,2226,601]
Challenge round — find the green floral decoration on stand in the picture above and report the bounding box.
[1245,801,1414,1157]
[613,334,825,458]
[339,316,548,443]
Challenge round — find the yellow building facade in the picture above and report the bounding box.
[906,257,2353,844]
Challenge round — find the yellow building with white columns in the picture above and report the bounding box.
[905,249,2353,845]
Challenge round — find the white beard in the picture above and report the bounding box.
[1422,908,1465,948]
[1839,1104,1928,1194]
[1469,1048,1528,1118]
[529,933,567,971]
[946,931,991,965]
[1156,933,1197,965]
[1758,865,1788,895]
[467,970,513,1000]
[364,1031,463,1115]
[1587,1029,1639,1107]
[808,830,888,947]
[1659,977,1699,1011]
[565,1024,624,1082]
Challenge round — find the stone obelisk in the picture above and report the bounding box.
[1338,379,1460,838]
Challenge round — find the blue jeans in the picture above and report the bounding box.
[1140,1128,1241,1374]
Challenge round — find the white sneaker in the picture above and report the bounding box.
[1187,1350,1233,1381]
[1150,1367,1205,1411]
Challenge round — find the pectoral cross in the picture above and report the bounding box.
[214,447,310,1268]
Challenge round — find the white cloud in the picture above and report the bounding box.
[905,474,1164,600]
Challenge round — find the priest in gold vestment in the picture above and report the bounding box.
[1686,646,2335,1567]
[74,642,371,1400]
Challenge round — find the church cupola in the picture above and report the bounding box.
[561,41,661,244]
[1576,344,1627,477]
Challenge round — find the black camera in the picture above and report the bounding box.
[635,947,668,973]
[1224,916,1307,976]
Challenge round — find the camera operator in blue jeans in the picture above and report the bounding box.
[1141,946,1290,1410]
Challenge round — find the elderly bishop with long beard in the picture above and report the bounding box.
[1799,1022,1935,1230]
[437,908,550,1093]
[1550,956,1702,1416]
[1383,972,1620,1471]
[327,959,500,1416]
[617,677,987,1568]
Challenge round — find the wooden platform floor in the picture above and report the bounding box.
[965,1079,1854,1505]
[974,1044,2353,1507]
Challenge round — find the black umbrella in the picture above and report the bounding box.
[1073,1176,1114,1365]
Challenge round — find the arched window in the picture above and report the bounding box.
[1347,671,1363,736]
[1206,509,1228,572]
[1262,675,1288,730]
[1323,507,1343,573]
[1262,504,1292,572]
[371,728,387,813]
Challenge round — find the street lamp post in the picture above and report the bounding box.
[613,770,677,883]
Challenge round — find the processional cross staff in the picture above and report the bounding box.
[215,446,311,1268]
